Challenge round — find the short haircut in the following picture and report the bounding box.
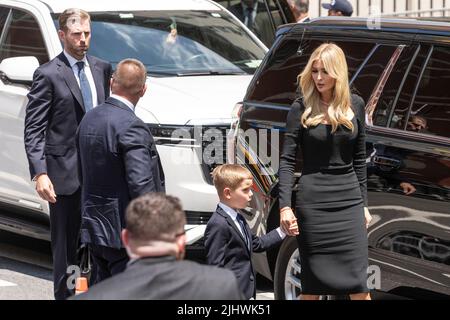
[290,0,309,13]
[125,193,186,242]
[212,164,252,194]
[112,58,147,95]
[58,8,90,33]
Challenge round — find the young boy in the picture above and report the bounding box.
[205,164,286,299]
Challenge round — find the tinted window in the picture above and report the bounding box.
[0,9,48,64]
[247,38,375,105]
[388,46,430,130]
[407,46,450,138]
[55,10,265,76]
[0,7,10,36]
[276,0,296,24]
[352,45,397,107]
[215,0,277,48]
[366,45,419,127]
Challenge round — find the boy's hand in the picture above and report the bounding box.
[280,207,299,236]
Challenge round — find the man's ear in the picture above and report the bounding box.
[58,29,65,42]
[176,234,186,260]
[121,229,129,247]
[141,83,147,97]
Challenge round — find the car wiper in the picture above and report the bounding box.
[147,70,179,77]
[176,70,246,76]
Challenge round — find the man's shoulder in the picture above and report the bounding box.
[33,54,64,75]
[87,55,111,68]
[179,260,236,282]
[70,272,124,300]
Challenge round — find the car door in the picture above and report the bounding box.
[0,7,49,212]
[365,41,450,297]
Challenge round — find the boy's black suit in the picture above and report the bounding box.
[205,205,283,299]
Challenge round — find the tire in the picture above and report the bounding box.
[274,236,301,300]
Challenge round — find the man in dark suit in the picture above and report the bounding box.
[24,8,112,300]
[205,164,287,299]
[73,193,242,300]
[77,58,165,284]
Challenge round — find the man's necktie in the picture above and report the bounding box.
[76,61,93,112]
[237,213,250,250]
[245,7,254,30]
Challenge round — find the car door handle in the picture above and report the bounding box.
[373,156,401,169]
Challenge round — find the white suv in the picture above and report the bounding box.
[0,0,267,242]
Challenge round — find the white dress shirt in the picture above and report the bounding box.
[63,50,98,107]
[219,202,286,240]
[110,94,135,112]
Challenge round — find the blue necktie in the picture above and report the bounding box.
[237,213,250,249]
[76,61,93,112]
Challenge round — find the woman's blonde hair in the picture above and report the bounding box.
[299,43,354,133]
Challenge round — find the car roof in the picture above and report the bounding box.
[292,16,450,35]
[37,0,220,13]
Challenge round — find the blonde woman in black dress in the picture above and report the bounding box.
[278,43,372,300]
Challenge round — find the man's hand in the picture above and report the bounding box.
[280,207,299,236]
[400,182,416,195]
[35,174,56,203]
[364,207,372,229]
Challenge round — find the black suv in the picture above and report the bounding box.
[233,17,450,299]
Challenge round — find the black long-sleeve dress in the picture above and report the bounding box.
[278,94,369,295]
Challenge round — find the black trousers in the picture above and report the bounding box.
[49,189,81,300]
[90,244,129,284]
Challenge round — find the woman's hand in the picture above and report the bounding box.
[280,207,299,236]
[364,207,372,229]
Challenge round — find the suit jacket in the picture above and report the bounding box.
[77,97,165,249]
[72,256,243,300]
[24,52,112,195]
[204,205,283,299]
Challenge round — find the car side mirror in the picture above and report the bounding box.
[0,56,39,85]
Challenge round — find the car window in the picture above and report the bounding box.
[406,46,450,139]
[387,46,431,130]
[352,45,400,109]
[215,0,276,48]
[276,0,296,24]
[247,38,375,106]
[0,7,10,36]
[363,45,420,128]
[54,10,265,76]
[0,9,48,65]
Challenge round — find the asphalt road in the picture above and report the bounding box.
[0,229,274,300]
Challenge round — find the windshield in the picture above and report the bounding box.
[53,10,266,76]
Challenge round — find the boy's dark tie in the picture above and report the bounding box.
[237,213,250,250]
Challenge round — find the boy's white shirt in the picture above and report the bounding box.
[218,202,286,240]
